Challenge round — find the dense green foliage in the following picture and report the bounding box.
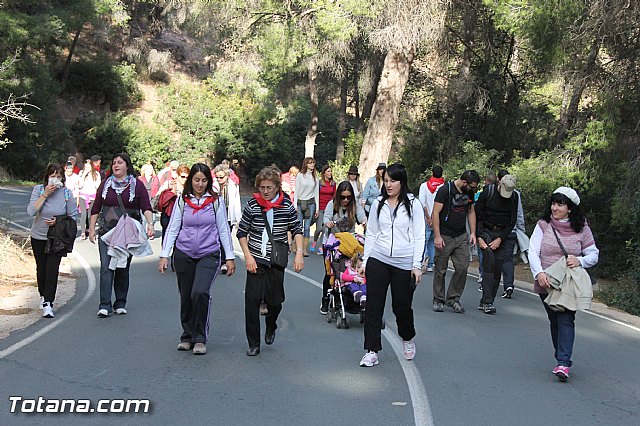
[0,0,639,314]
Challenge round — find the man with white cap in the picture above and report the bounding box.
[497,169,526,299]
[474,174,519,314]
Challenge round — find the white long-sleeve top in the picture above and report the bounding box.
[418,182,443,216]
[528,219,599,279]
[294,172,319,206]
[221,180,242,225]
[363,195,425,271]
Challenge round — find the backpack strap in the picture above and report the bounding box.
[444,181,452,222]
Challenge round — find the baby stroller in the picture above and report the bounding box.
[323,233,383,330]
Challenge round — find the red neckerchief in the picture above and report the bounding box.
[427,177,445,193]
[184,194,217,214]
[253,191,285,212]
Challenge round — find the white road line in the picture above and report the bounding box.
[233,251,433,426]
[467,271,640,333]
[0,218,97,359]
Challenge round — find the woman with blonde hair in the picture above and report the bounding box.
[139,164,160,203]
[157,164,190,242]
[294,157,319,256]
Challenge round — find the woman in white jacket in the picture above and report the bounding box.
[360,163,425,367]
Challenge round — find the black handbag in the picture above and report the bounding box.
[262,212,289,268]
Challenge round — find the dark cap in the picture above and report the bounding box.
[376,163,386,170]
[90,155,101,162]
[347,165,359,175]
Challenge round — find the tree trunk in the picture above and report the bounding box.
[60,26,83,93]
[358,47,415,180]
[555,40,599,144]
[359,53,384,130]
[304,60,319,158]
[451,4,476,148]
[335,69,348,164]
[353,51,360,122]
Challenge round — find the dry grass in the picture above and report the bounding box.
[0,231,36,291]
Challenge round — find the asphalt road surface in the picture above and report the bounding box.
[1,186,639,426]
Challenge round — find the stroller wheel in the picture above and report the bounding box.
[326,307,333,323]
[360,311,365,324]
[341,318,349,329]
[336,316,341,329]
[381,318,386,330]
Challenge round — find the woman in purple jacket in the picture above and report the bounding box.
[89,153,154,318]
[159,163,236,355]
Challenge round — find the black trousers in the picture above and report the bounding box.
[173,248,221,344]
[364,257,416,352]
[480,233,517,304]
[31,238,63,304]
[244,264,285,348]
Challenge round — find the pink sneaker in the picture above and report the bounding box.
[403,340,416,360]
[359,351,379,367]
[552,365,570,381]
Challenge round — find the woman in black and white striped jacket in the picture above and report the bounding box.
[237,166,304,357]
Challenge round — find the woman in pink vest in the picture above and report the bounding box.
[528,186,599,382]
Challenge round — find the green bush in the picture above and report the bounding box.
[65,61,141,110]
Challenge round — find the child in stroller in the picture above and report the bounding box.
[341,255,366,309]
[324,232,366,329]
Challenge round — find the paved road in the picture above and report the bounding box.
[1,186,639,425]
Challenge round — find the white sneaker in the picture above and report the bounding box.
[359,351,379,367]
[403,340,416,360]
[115,308,127,315]
[39,296,44,310]
[426,267,433,272]
[42,302,54,318]
[97,309,110,318]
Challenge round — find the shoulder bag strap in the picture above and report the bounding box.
[551,227,569,258]
[115,192,127,216]
[261,211,275,247]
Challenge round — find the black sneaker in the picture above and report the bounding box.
[320,297,329,315]
[451,301,465,314]
[501,287,513,299]
[483,303,497,314]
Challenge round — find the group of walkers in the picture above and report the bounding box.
[26,152,599,382]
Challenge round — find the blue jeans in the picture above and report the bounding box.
[297,201,316,238]
[540,294,575,367]
[98,238,132,312]
[422,223,435,268]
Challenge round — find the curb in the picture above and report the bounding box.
[466,265,640,330]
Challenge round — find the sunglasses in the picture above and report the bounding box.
[340,195,352,201]
[216,176,227,180]
[179,175,188,179]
